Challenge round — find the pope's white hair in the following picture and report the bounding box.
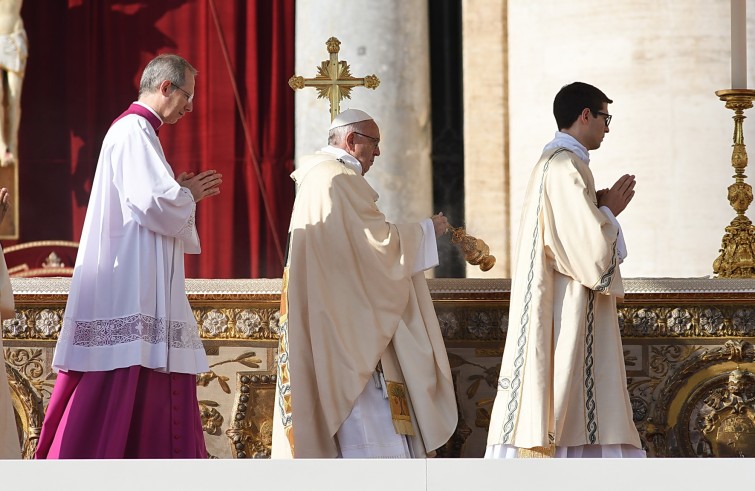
[328,120,373,146]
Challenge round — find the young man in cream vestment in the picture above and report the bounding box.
[486,82,645,458]
[272,109,457,458]
[0,188,19,458]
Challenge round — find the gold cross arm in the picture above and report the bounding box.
[289,37,380,121]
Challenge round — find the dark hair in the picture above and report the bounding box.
[553,82,613,130]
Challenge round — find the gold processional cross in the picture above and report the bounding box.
[288,37,380,122]
[287,36,496,272]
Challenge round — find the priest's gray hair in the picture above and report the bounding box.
[138,54,198,96]
[328,122,368,146]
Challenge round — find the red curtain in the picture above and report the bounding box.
[16,0,294,278]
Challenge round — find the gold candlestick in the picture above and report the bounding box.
[713,89,755,278]
[447,226,496,272]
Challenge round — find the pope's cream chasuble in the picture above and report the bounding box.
[272,152,457,458]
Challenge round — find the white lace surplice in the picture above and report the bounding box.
[53,113,208,375]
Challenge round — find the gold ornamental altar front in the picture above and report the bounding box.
[4,277,755,458]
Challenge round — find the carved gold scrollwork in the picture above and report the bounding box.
[198,400,224,436]
[650,341,755,456]
[5,350,45,459]
[33,309,61,338]
[196,307,280,340]
[235,310,262,337]
[2,277,755,459]
[3,311,27,338]
[201,309,229,337]
[619,305,755,338]
[699,368,755,457]
[434,307,507,341]
[226,372,276,458]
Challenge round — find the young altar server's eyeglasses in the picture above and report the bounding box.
[593,110,612,128]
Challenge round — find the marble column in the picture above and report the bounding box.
[462,0,509,278]
[294,0,432,226]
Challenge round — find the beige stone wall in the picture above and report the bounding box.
[505,0,739,277]
[294,1,747,278]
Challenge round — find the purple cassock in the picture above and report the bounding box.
[35,367,206,459]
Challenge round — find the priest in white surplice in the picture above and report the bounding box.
[36,54,222,459]
[486,82,645,458]
[272,109,458,458]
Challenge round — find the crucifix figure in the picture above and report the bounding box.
[289,37,379,121]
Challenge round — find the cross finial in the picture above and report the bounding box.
[289,37,380,121]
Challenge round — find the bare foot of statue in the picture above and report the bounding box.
[1,152,15,167]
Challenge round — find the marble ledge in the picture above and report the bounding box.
[6,276,754,301]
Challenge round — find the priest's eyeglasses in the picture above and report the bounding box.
[593,110,612,128]
[354,131,380,148]
[171,82,194,104]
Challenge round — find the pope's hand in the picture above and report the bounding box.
[431,212,449,238]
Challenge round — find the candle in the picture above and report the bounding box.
[732,0,747,89]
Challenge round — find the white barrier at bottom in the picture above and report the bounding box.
[0,458,746,491]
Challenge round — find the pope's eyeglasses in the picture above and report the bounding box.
[353,131,380,148]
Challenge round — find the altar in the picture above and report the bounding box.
[4,276,755,459]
